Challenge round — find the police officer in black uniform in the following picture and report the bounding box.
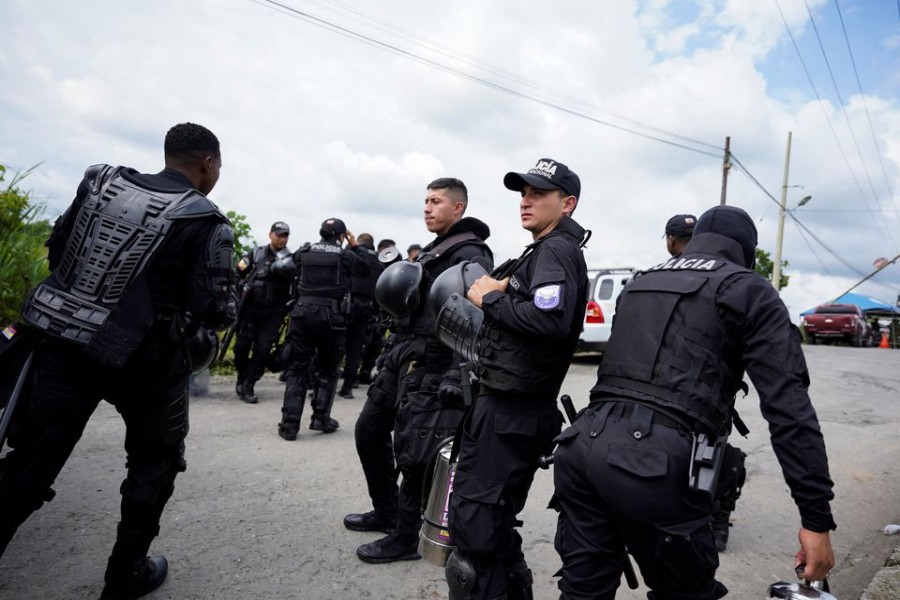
[664,212,747,553]
[552,205,835,599]
[445,158,589,600]
[232,221,293,403]
[345,178,492,563]
[0,123,236,599]
[355,239,399,385]
[277,218,368,440]
[338,233,383,399]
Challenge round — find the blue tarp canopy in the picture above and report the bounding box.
[800,292,900,316]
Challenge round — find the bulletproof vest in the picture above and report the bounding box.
[350,247,382,299]
[22,165,205,353]
[245,246,292,306]
[394,231,486,337]
[477,231,587,399]
[591,256,747,434]
[296,241,347,300]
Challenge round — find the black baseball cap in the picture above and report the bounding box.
[321,218,347,236]
[664,214,696,238]
[503,158,580,199]
[271,221,290,235]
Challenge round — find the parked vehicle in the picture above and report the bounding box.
[578,268,635,352]
[800,304,872,347]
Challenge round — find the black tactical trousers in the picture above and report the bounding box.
[233,305,285,384]
[353,337,423,518]
[281,303,347,424]
[0,332,189,584]
[448,390,562,600]
[359,322,387,380]
[341,298,377,387]
[553,401,727,600]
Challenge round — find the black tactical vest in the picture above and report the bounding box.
[22,165,217,366]
[245,246,292,306]
[476,230,587,400]
[591,256,747,434]
[296,241,346,299]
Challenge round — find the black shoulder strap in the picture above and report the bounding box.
[419,231,482,265]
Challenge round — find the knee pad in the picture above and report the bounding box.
[120,446,186,507]
[446,550,476,600]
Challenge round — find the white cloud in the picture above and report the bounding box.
[1,0,897,300]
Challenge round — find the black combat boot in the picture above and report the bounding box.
[338,382,354,399]
[240,381,258,404]
[278,419,299,441]
[343,510,395,533]
[100,556,168,600]
[356,531,421,564]
[309,414,339,433]
[235,378,245,398]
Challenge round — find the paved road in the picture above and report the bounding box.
[1,345,898,599]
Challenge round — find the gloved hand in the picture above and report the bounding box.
[438,379,464,407]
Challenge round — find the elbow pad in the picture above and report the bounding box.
[206,223,237,322]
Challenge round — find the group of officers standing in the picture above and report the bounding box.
[0,122,836,600]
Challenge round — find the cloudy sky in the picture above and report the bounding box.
[3,0,899,319]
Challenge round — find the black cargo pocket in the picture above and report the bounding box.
[607,444,668,478]
[653,515,718,587]
[494,413,537,437]
[452,468,505,505]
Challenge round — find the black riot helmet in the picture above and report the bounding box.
[187,325,218,373]
[427,261,489,318]
[375,261,423,318]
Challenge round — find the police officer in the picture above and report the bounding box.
[664,213,696,257]
[355,238,398,385]
[277,218,368,440]
[346,178,492,563]
[338,233,383,399]
[0,123,236,599]
[445,158,589,600]
[664,212,747,553]
[553,205,835,599]
[232,221,293,403]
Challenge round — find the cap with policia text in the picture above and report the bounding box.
[503,158,581,199]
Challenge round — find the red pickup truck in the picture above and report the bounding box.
[800,304,872,347]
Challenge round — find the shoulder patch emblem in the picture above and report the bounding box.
[236,258,248,271]
[534,284,562,310]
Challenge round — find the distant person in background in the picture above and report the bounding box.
[339,233,383,399]
[665,213,695,257]
[232,221,293,403]
[406,244,422,262]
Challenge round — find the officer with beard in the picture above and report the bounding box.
[445,158,589,600]
[0,122,236,599]
[346,178,493,563]
[232,221,293,403]
[552,206,835,599]
[277,218,368,440]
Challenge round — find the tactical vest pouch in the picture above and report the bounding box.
[394,369,465,467]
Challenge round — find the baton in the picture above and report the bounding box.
[0,351,34,450]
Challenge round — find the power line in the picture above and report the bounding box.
[254,0,724,159]
[803,0,896,252]
[730,153,869,277]
[833,0,897,211]
[772,0,888,249]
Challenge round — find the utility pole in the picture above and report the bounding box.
[720,136,731,205]
[773,132,792,292]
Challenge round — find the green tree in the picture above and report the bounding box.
[754,247,789,289]
[0,164,52,323]
[226,210,255,264]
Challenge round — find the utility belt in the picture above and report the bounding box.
[598,400,727,498]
